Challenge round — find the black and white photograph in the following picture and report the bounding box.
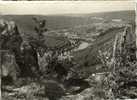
[0,1,136,100]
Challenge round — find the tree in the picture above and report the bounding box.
[32,17,47,40]
[136,18,137,59]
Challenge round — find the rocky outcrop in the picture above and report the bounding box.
[1,50,20,85]
[0,19,39,78]
[0,19,22,84]
[0,19,22,51]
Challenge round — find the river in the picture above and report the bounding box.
[74,42,89,51]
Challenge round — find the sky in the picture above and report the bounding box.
[0,1,135,15]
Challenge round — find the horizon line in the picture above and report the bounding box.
[1,10,135,16]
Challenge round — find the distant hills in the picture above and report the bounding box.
[0,10,135,34]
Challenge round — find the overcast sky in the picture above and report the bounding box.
[0,1,135,15]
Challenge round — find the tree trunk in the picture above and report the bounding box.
[136,20,137,59]
[136,6,137,59]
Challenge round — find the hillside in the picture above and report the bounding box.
[0,10,135,73]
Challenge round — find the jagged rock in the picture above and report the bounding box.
[0,19,40,78]
[0,19,22,51]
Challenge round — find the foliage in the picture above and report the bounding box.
[97,26,137,99]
